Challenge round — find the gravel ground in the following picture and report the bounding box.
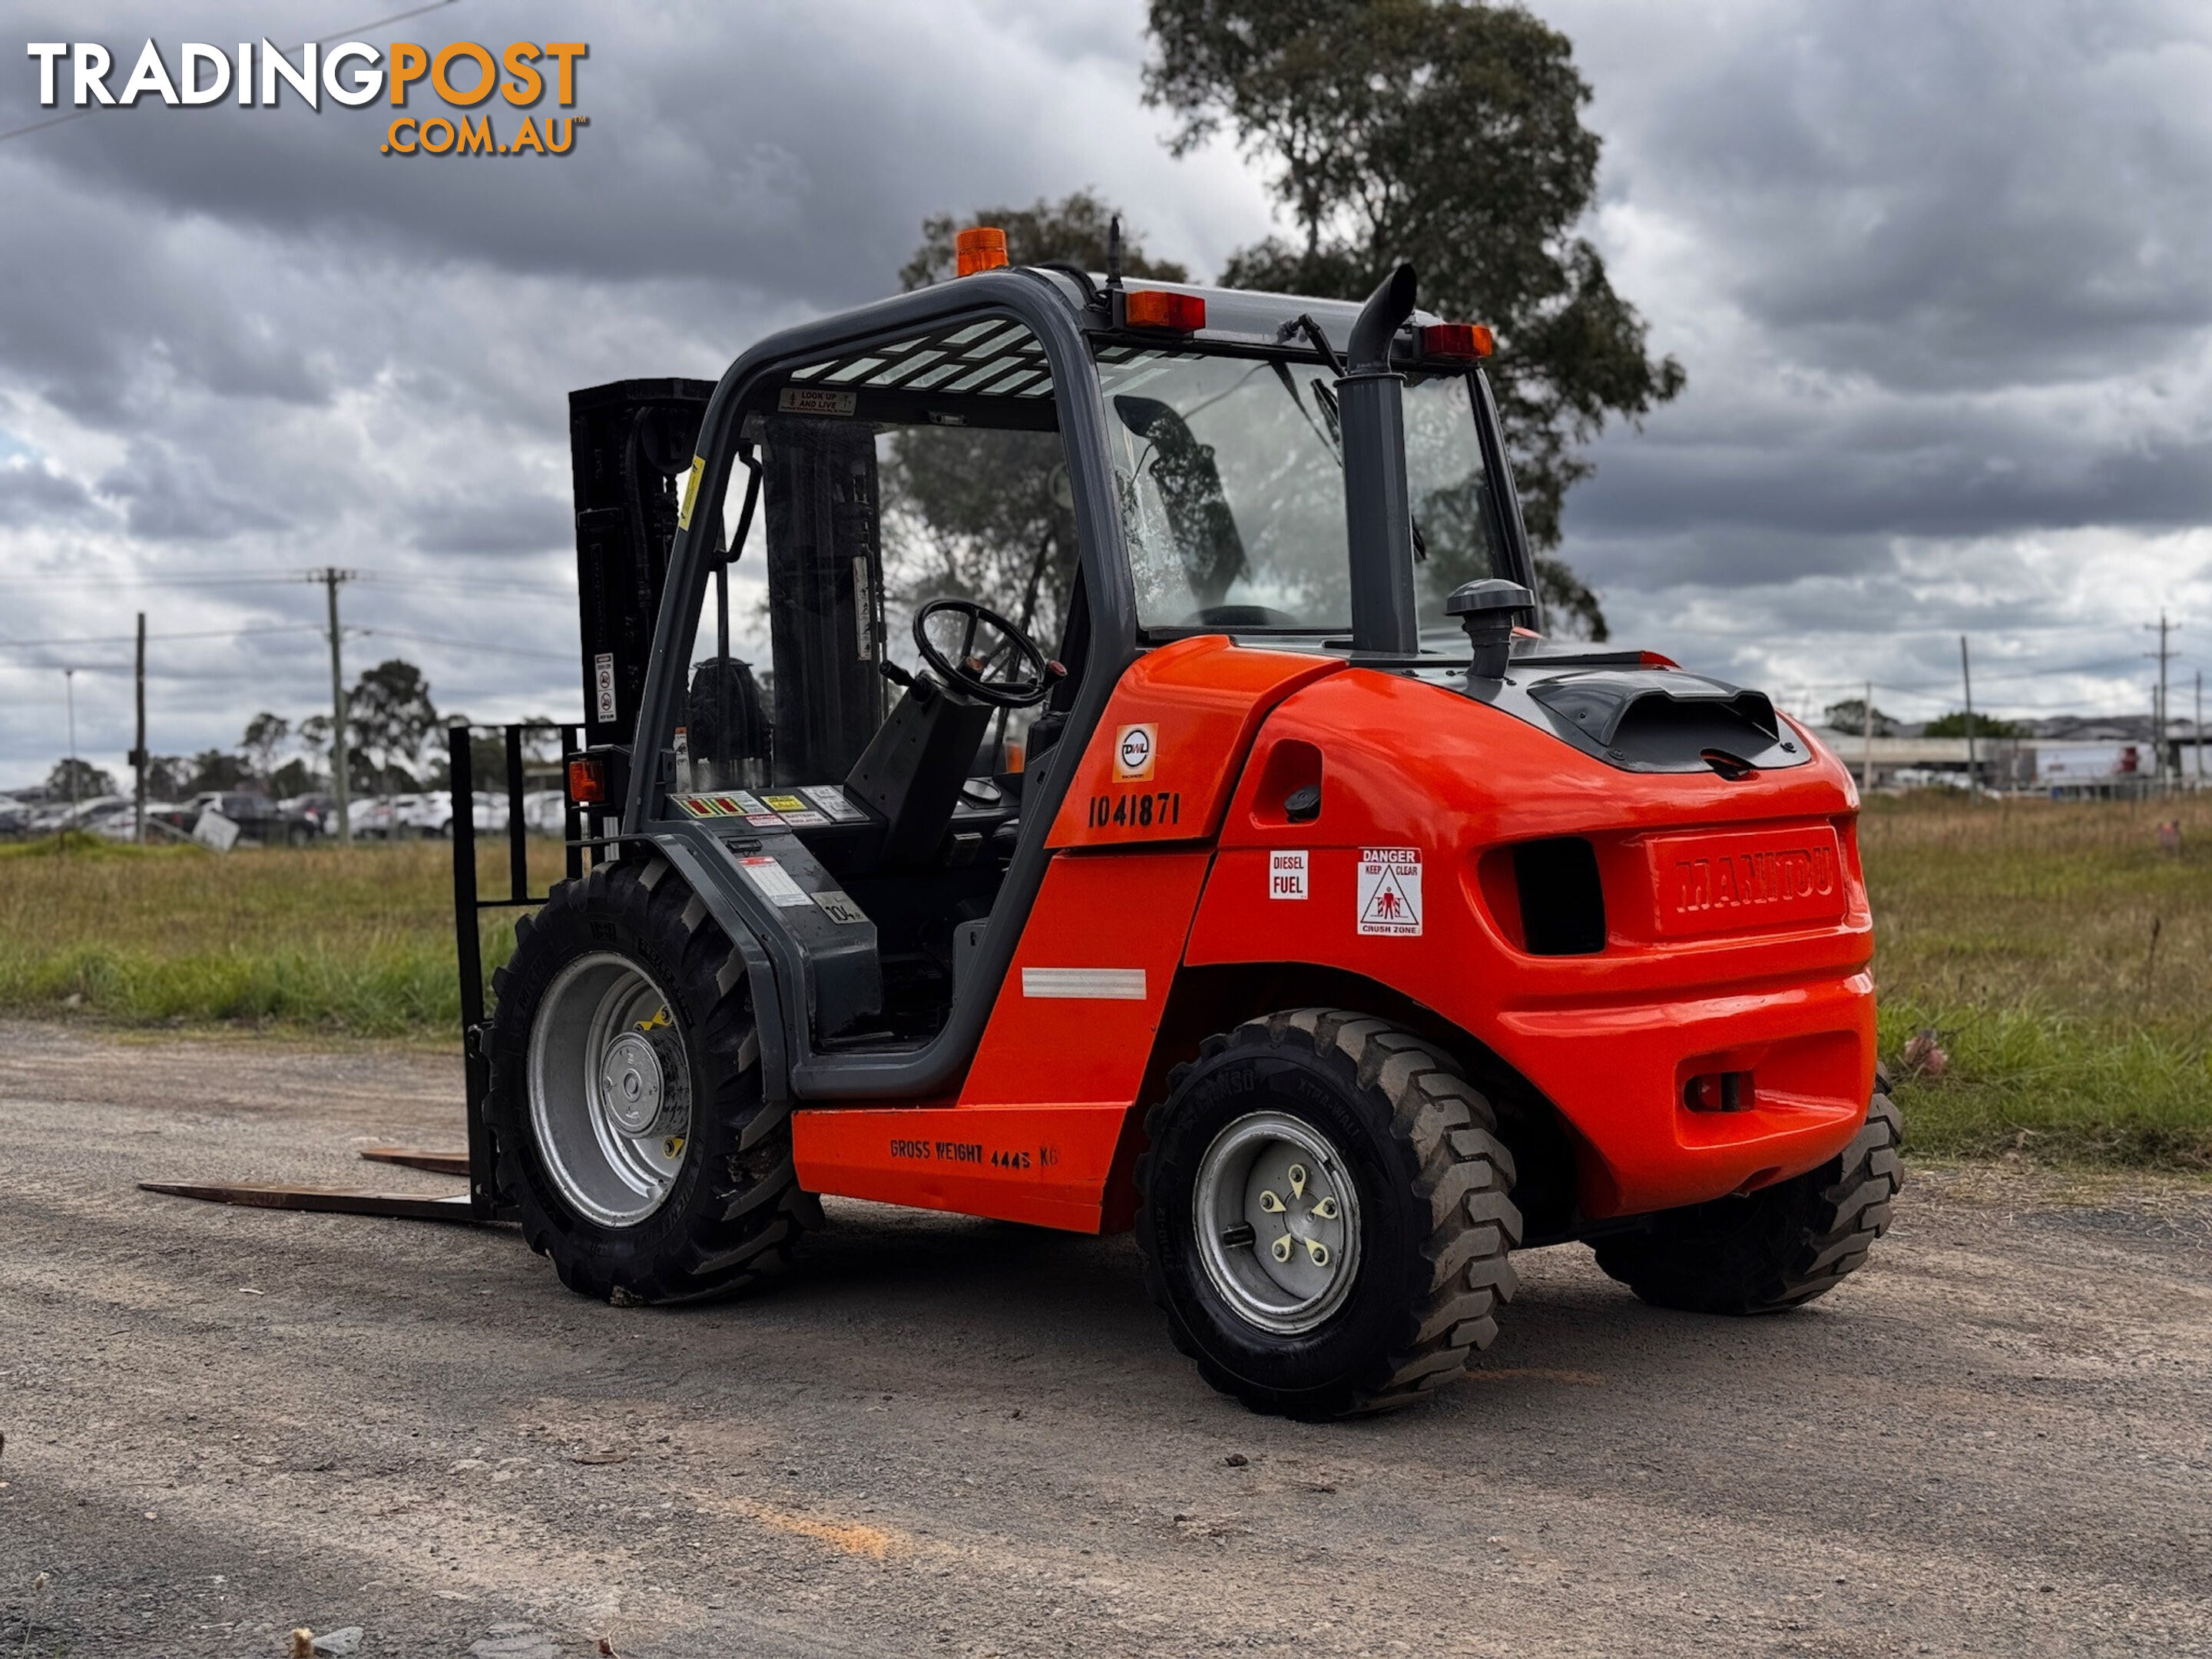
[2,1019,2209,1657]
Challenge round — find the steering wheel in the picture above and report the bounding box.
[912,598,1056,710]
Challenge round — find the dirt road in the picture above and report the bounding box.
[2,1021,2209,1657]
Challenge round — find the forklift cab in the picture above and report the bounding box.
[598,269,1528,1094]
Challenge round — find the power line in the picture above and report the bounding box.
[359,628,571,662]
[0,570,572,595]
[0,624,325,651]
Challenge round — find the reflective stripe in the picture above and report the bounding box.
[1020,968,1147,1001]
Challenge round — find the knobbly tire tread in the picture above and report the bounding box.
[1135,1008,1522,1419]
[485,856,810,1304]
[1591,1078,1902,1315]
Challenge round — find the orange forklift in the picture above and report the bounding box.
[156,230,1899,1418]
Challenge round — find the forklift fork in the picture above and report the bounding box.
[138,723,599,1225]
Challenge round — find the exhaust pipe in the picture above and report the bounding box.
[1339,263,1420,657]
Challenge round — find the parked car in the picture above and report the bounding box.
[522,789,568,834]
[30,793,127,835]
[280,793,343,840]
[0,796,31,838]
[81,800,190,842]
[346,796,399,839]
[160,791,302,846]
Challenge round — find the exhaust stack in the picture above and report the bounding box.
[1339,263,1421,657]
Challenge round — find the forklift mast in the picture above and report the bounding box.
[568,379,714,750]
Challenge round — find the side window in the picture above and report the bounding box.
[1405,373,1508,644]
[674,316,1077,796]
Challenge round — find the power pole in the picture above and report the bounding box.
[1862,678,1874,793]
[2146,611,2173,789]
[64,667,78,818]
[2197,668,2204,787]
[133,611,147,844]
[312,568,358,846]
[1959,636,1978,794]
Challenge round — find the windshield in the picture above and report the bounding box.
[1094,347,1510,641]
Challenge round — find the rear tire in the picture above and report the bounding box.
[485,854,810,1302]
[1592,1079,1902,1314]
[1136,1008,1521,1419]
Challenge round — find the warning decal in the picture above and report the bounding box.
[778,386,858,417]
[739,856,813,909]
[676,455,704,529]
[803,784,867,823]
[594,652,618,724]
[1356,847,1422,936]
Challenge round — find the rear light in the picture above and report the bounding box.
[1418,322,1495,359]
[955,226,1008,276]
[567,756,606,804]
[1123,290,1206,333]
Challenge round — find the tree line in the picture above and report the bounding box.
[35,658,557,805]
[887,0,1684,641]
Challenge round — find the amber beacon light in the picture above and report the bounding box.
[955,226,1009,276]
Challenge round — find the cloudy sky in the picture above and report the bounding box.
[2,0,2207,790]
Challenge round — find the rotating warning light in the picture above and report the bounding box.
[1418,322,1495,359]
[955,226,1009,276]
[1123,290,1207,333]
[566,755,607,804]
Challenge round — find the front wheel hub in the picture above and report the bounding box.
[528,953,694,1227]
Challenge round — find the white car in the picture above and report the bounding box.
[35,793,127,834]
[346,796,399,838]
[90,800,183,841]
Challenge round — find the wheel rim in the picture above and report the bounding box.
[1192,1111,1362,1335]
[527,952,692,1227]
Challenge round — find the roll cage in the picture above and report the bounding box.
[627,267,1541,1107]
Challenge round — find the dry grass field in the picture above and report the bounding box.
[0,835,558,1038]
[1,793,2207,1167]
[1863,791,2212,1167]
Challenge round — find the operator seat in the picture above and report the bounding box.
[843,671,994,868]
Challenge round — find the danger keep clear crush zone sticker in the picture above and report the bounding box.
[1356,847,1422,936]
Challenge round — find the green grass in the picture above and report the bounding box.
[1863,793,2212,1169]
[3,795,2209,1169]
[0,833,559,1038]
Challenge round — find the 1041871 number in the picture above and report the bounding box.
[1088,791,1181,830]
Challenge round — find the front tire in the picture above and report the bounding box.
[1136,1009,1521,1419]
[1592,1079,1902,1314]
[485,854,810,1302]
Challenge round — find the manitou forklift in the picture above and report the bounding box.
[160,230,1899,1418]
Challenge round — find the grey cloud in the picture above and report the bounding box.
[97,435,292,539]
[409,490,571,555]
[0,458,101,525]
[1573,0,2212,390]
